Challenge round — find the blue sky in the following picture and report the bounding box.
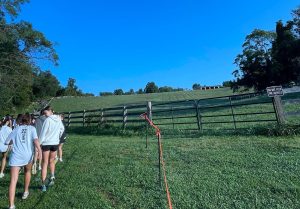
[19,0,299,94]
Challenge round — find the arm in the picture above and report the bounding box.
[34,139,42,160]
[59,121,65,138]
[5,131,14,145]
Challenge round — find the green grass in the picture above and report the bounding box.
[1,134,300,209]
[50,88,237,112]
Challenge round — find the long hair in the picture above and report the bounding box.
[21,113,31,125]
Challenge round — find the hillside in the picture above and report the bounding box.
[49,88,242,112]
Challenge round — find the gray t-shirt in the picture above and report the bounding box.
[6,125,38,167]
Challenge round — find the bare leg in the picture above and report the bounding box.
[38,153,42,169]
[9,167,20,208]
[41,151,50,183]
[49,151,57,176]
[58,144,63,159]
[33,148,38,165]
[1,152,8,174]
[24,163,32,193]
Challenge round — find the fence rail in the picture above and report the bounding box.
[54,92,292,133]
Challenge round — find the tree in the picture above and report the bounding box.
[63,78,83,96]
[144,82,159,93]
[136,88,144,94]
[129,89,135,94]
[159,86,173,92]
[292,7,300,36]
[232,29,276,91]
[0,0,29,19]
[271,20,300,86]
[0,0,58,115]
[100,92,113,96]
[32,70,60,98]
[114,89,124,95]
[232,7,300,91]
[222,81,233,88]
[192,83,201,90]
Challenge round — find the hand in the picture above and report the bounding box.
[37,149,42,160]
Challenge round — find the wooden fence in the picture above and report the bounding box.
[57,92,287,132]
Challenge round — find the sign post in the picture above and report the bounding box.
[267,86,285,124]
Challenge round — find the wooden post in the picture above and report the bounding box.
[272,96,285,124]
[229,97,237,129]
[99,108,104,126]
[195,101,202,131]
[68,112,71,127]
[83,109,86,127]
[171,107,175,130]
[147,101,152,120]
[123,106,127,130]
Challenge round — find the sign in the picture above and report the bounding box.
[266,86,284,97]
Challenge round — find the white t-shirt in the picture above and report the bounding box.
[0,125,12,152]
[5,125,38,167]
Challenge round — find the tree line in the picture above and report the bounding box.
[231,7,300,91]
[0,1,92,115]
[100,82,186,96]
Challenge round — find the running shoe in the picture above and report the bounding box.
[59,158,63,162]
[41,185,47,192]
[48,176,55,186]
[38,165,42,171]
[8,205,15,209]
[0,173,4,178]
[22,192,29,200]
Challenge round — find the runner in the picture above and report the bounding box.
[32,110,47,174]
[57,114,67,162]
[0,116,13,178]
[5,113,42,209]
[13,114,23,129]
[39,106,64,192]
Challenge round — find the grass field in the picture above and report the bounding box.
[50,88,237,112]
[1,133,300,209]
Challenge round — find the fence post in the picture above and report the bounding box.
[195,101,202,131]
[272,96,285,124]
[123,106,127,130]
[68,111,71,127]
[99,108,104,126]
[229,97,237,129]
[171,107,175,130]
[83,109,86,127]
[147,101,152,120]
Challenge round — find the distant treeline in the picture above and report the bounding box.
[99,82,225,96]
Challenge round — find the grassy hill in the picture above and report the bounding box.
[50,88,241,112]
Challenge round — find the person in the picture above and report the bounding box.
[30,114,36,125]
[13,114,23,129]
[32,110,46,175]
[39,106,64,192]
[5,113,42,209]
[57,114,67,162]
[0,115,13,178]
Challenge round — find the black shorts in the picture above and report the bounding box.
[41,145,58,152]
